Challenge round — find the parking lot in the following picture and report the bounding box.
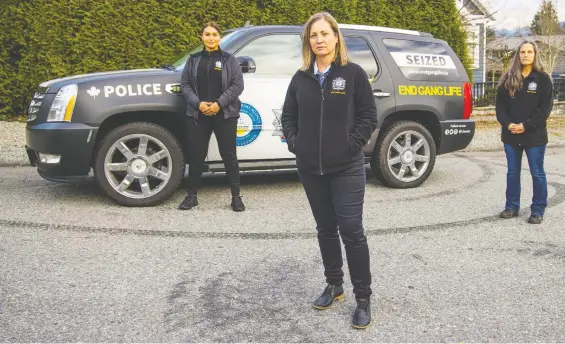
[1,147,564,342]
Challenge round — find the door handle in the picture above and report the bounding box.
[373,90,390,98]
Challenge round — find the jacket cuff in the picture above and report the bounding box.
[287,136,296,153]
[522,120,534,131]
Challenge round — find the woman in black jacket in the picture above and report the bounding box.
[496,40,553,224]
[281,12,378,329]
[179,22,245,212]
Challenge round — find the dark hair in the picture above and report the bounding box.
[201,21,221,35]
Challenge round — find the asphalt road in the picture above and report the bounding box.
[1,148,564,342]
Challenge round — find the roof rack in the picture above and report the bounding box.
[338,23,420,36]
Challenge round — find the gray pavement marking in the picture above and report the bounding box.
[1,181,563,240]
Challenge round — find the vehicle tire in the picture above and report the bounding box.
[370,120,436,188]
[94,122,185,206]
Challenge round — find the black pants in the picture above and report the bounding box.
[186,115,241,196]
[299,161,372,299]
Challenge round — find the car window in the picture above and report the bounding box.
[344,36,379,80]
[236,34,302,75]
[382,38,460,81]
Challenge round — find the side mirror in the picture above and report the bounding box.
[237,56,256,73]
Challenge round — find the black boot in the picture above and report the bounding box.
[178,194,198,210]
[528,214,543,224]
[231,196,245,212]
[500,208,519,218]
[351,298,371,329]
[313,284,344,310]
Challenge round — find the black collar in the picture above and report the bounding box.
[191,47,229,58]
[523,69,539,81]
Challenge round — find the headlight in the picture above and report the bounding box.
[47,84,77,122]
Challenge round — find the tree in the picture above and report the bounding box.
[530,0,565,75]
[486,26,496,43]
[530,0,561,35]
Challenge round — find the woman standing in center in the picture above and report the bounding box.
[281,12,378,329]
[179,22,245,212]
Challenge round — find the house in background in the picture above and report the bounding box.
[487,36,565,80]
[456,0,494,82]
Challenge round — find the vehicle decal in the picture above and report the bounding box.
[391,53,457,69]
[86,86,101,99]
[445,123,472,135]
[86,83,182,99]
[237,103,262,146]
[272,109,286,143]
[398,85,462,96]
[165,83,182,95]
[101,84,163,97]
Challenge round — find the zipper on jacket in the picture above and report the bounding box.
[304,70,329,175]
[319,87,324,176]
[207,55,212,104]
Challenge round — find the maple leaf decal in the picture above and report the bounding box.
[86,86,101,99]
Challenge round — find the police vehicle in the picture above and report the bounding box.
[25,24,475,206]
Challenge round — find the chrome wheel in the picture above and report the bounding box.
[387,130,431,183]
[104,134,172,199]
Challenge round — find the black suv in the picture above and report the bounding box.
[25,24,475,206]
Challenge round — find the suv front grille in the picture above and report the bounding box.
[27,92,45,122]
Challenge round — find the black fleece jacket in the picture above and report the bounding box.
[281,61,378,175]
[495,70,553,147]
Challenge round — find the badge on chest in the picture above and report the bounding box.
[527,81,537,94]
[330,77,347,95]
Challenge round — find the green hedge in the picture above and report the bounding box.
[0,0,472,117]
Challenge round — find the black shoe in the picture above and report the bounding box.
[500,209,519,219]
[528,215,543,224]
[313,284,344,310]
[352,298,372,329]
[178,194,198,210]
[231,196,245,212]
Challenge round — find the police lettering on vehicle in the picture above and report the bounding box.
[398,85,462,97]
[236,103,262,146]
[86,83,184,98]
[103,84,162,98]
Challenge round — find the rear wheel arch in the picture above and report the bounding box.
[376,110,441,150]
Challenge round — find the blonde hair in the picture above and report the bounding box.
[300,12,350,71]
[498,40,548,97]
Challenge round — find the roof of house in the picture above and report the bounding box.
[460,0,494,19]
[487,35,565,50]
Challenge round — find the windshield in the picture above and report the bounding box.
[169,30,242,70]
